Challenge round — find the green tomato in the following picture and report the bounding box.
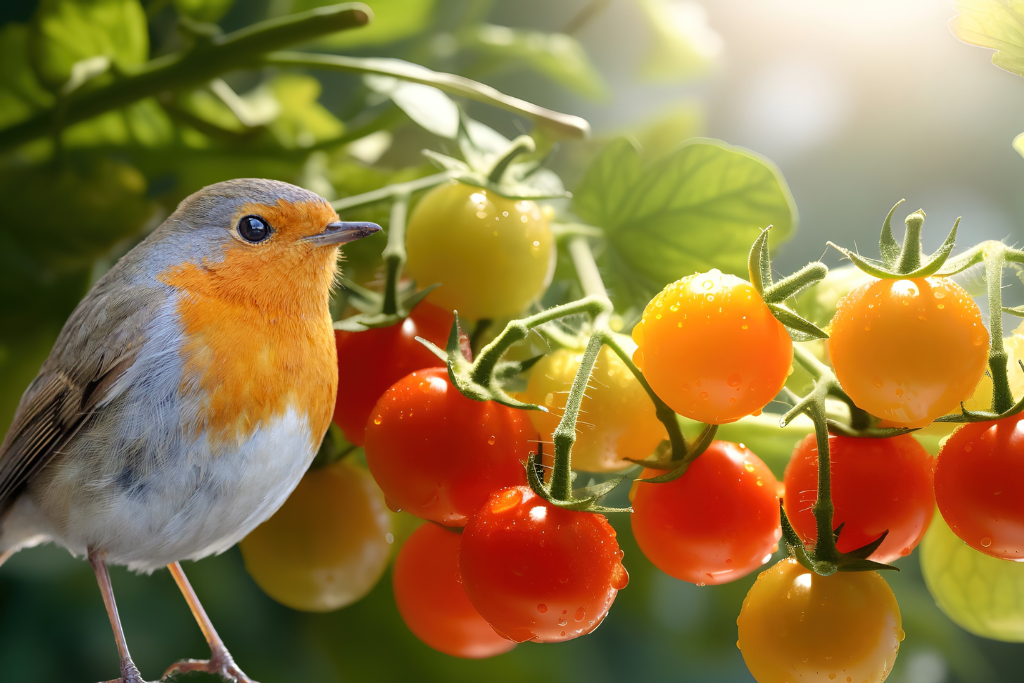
[920,511,1024,641]
[404,181,555,320]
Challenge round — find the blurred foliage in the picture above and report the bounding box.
[0,0,1020,682]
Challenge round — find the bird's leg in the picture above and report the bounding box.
[162,562,257,683]
[88,549,147,683]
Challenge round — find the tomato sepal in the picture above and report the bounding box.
[525,452,632,514]
[628,423,719,483]
[823,419,915,439]
[1004,304,1024,317]
[747,227,828,340]
[334,284,441,332]
[933,390,1024,423]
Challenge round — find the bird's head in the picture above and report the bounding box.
[155,178,380,312]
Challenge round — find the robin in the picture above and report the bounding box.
[0,178,381,683]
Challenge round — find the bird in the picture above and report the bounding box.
[0,178,381,683]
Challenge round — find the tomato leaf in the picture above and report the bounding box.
[365,75,460,139]
[575,138,797,311]
[951,0,1024,79]
[0,24,55,129]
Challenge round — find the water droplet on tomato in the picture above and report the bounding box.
[557,619,567,626]
[829,675,837,680]
[611,564,629,590]
[743,462,755,473]
[560,631,566,637]
[373,417,382,425]
[488,436,496,445]
[981,537,992,547]
[728,373,743,388]
[537,604,547,613]
[700,392,709,400]
[575,608,586,621]
[703,280,714,289]
[385,533,394,544]
[706,294,715,302]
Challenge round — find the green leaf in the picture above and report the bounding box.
[459,24,607,100]
[174,0,235,23]
[637,0,722,82]
[574,137,797,310]
[30,0,149,89]
[261,73,344,148]
[365,75,459,139]
[0,23,55,129]
[951,0,1024,79]
[293,0,435,48]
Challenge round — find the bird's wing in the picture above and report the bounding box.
[0,274,164,508]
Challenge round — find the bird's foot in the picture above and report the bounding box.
[101,658,147,683]
[162,648,256,683]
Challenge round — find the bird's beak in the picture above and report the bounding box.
[304,221,382,247]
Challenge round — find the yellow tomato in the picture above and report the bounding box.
[737,558,904,683]
[523,340,665,472]
[404,181,555,320]
[239,460,392,612]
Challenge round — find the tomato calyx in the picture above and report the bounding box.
[828,199,960,279]
[780,502,895,576]
[748,227,829,341]
[626,423,718,484]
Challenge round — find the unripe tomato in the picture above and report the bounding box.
[404,181,555,320]
[934,413,1024,560]
[920,513,1024,641]
[459,486,628,643]
[333,302,453,446]
[1008,320,1024,401]
[783,434,935,563]
[630,441,780,585]
[239,460,391,612]
[829,276,988,428]
[393,523,516,658]
[523,340,665,472]
[631,269,792,424]
[737,558,904,683]
[364,367,536,526]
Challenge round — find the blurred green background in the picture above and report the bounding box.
[0,0,1022,682]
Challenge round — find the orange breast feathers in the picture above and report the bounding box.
[158,199,341,450]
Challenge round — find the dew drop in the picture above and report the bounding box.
[560,631,566,637]
[385,533,394,544]
[829,675,837,681]
[488,436,496,445]
[872,377,883,388]
[373,417,382,425]
[744,462,755,473]
[700,391,709,400]
[706,294,715,302]
[965,443,973,452]
[729,397,737,404]
[575,608,586,621]
[741,324,749,330]
[557,619,567,626]
[537,604,548,613]
[756,480,763,487]
[981,537,993,548]
[611,564,629,590]
[728,373,743,388]
[703,279,714,289]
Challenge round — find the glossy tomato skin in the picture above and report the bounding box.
[632,269,792,424]
[921,512,1024,641]
[459,486,628,643]
[333,301,453,446]
[934,413,1024,560]
[783,433,935,563]
[239,460,391,612]
[364,367,536,526]
[393,523,516,658]
[829,277,988,428]
[738,558,904,683]
[404,181,555,320]
[523,340,665,472]
[630,441,780,585]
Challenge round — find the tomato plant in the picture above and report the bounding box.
[828,276,989,428]
[783,433,935,563]
[363,367,537,525]
[459,486,628,643]
[404,181,555,320]
[333,301,453,446]
[393,522,516,658]
[631,269,793,424]
[737,558,904,683]
[630,441,780,585]
[239,460,391,612]
[523,340,665,472]
[934,413,1024,560]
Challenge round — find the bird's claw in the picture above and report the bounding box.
[101,660,147,683]
[162,651,256,683]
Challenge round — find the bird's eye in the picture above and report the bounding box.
[238,215,270,243]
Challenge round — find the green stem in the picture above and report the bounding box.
[791,344,829,381]
[332,173,450,212]
[486,136,535,185]
[264,52,590,139]
[0,4,372,154]
[896,211,924,273]
[763,262,828,304]
[985,245,1013,414]
[807,400,838,571]
[380,193,409,316]
[567,236,609,300]
[550,334,603,500]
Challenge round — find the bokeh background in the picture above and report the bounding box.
[0,0,1022,682]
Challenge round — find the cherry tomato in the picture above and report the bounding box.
[829,276,988,428]
[934,413,1024,560]
[364,367,536,526]
[404,181,555,320]
[631,269,792,424]
[1008,320,1024,402]
[239,460,391,612]
[393,523,516,658]
[630,441,780,585]
[921,512,1024,641]
[783,433,935,563]
[737,558,904,683]
[523,339,665,472]
[459,486,628,643]
[332,301,453,446]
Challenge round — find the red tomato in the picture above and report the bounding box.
[459,486,628,643]
[364,367,536,526]
[934,413,1024,560]
[783,434,934,563]
[333,301,453,446]
[393,523,515,659]
[630,441,781,585]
